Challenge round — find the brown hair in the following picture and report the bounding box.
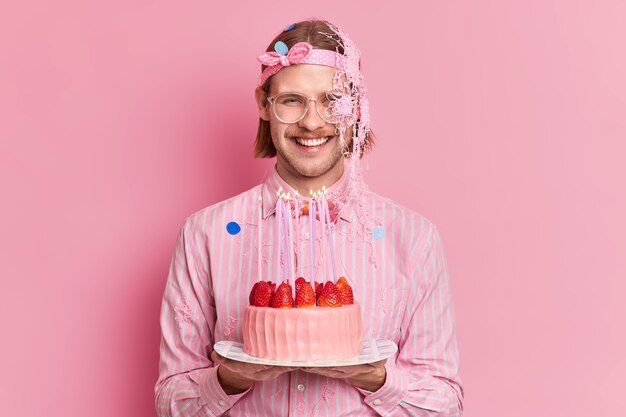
[253,20,375,158]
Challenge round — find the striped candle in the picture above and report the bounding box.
[309,193,315,287]
[257,194,262,282]
[274,191,282,284]
[317,193,327,282]
[294,191,300,277]
[283,194,296,292]
[323,192,338,282]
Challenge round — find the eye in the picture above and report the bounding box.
[277,94,306,106]
[325,90,345,102]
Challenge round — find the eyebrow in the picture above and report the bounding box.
[271,90,331,98]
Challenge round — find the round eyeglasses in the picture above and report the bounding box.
[266,91,345,124]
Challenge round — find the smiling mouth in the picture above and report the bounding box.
[293,136,332,147]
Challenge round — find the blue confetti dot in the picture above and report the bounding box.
[372,227,385,240]
[274,41,289,55]
[283,23,296,32]
[226,221,241,235]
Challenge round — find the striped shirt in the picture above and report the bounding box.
[155,167,464,416]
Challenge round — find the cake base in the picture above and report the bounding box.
[242,304,363,362]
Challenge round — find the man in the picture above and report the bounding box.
[155,20,463,416]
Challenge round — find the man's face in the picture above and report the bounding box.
[256,64,346,183]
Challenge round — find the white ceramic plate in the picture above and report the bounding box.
[213,339,398,367]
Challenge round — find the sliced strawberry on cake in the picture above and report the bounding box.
[271,281,294,308]
[249,281,259,305]
[335,276,354,305]
[295,280,316,308]
[254,281,274,307]
[295,277,307,292]
[317,281,342,307]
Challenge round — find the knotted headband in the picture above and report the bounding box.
[257,41,345,86]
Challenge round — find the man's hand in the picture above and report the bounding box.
[300,359,387,392]
[212,351,296,395]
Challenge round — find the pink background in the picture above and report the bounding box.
[1,1,624,416]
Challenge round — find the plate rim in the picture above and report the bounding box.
[213,338,398,367]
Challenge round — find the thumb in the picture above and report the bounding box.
[211,350,226,365]
[369,359,387,368]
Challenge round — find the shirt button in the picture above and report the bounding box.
[218,399,227,407]
[373,399,382,405]
[303,232,310,239]
[296,384,305,392]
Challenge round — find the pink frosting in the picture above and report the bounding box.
[242,304,363,361]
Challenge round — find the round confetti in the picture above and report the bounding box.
[226,221,241,235]
[274,41,289,55]
[372,227,385,240]
[283,23,296,32]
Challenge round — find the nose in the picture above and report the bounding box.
[298,100,326,131]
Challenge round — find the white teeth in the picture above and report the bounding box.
[294,137,329,147]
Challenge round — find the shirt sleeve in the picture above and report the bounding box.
[154,218,249,417]
[358,225,464,416]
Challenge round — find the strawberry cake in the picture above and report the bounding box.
[242,277,363,362]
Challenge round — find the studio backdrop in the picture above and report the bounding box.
[1,1,624,416]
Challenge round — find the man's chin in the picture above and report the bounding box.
[282,157,344,180]
[288,164,328,179]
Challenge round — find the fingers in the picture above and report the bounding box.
[300,362,386,379]
[211,350,299,384]
[368,359,387,368]
[300,367,345,378]
[220,358,296,380]
[211,350,226,365]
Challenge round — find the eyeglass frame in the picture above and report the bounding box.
[265,90,343,124]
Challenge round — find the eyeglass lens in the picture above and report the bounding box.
[272,92,340,123]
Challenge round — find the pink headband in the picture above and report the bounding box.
[257,41,344,86]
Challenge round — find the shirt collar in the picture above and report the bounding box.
[262,165,353,223]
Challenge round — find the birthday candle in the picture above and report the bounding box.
[323,192,338,282]
[280,197,289,282]
[286,194,296,292]
[294,191,300,277]
[317,193,327,283]
[309,192,315,287]
[280,196,290,285]
[257,194,263,282]
[275,191,283,284]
